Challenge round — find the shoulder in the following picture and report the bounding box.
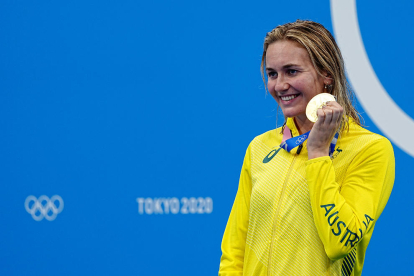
[248,128,282,151]
[342,120,394,158]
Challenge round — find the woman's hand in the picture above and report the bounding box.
[307,101,343,160]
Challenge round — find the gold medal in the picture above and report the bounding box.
[306,93,336,122]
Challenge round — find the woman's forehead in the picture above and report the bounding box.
[266,40,311,68]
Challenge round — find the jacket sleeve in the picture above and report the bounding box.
[305,137,395,261]
[219,145,252,276]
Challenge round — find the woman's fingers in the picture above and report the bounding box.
[319,101,343,126]
[316,108,326,124]
[308,101,344,159]
[322,105,333,124]
[328,102,343,126]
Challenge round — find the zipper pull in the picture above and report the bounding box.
[296,144,303,155]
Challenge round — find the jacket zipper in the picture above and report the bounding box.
[267,154,298,276]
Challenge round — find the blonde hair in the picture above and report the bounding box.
[260,20,361,132]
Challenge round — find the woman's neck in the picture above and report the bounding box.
[293,115,314,135]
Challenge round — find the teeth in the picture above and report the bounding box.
[281,95,297,101]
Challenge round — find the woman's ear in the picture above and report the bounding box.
[324,79,332,86]
[322,71,333,85]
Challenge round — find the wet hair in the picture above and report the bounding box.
[261,19,361,132]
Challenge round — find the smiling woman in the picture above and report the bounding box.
[264,40,327,134]
[218,20,395,276]
[261,20,361,135]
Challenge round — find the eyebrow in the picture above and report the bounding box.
[283,63,300,68]
[266,63,300,71]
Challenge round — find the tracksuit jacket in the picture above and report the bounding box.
[219,117,395,276]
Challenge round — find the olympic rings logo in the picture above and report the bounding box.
[295,135,308,145]
[24,195,64,221]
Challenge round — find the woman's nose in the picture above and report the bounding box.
[274,76,289,93]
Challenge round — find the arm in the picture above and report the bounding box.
[306,138,395,260]
[219,146,252,275]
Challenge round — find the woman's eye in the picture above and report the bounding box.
[267,71,277,78]
[287,69,298,75]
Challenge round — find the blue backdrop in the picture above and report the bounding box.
[1,0,412,275]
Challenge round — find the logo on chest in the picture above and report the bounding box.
[263,148,282,163]
[330,147,343,160]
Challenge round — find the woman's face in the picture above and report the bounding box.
[265,40,328,122]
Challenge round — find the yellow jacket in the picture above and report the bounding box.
[219,118,394,276]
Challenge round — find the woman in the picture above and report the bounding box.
[219,20,394,276]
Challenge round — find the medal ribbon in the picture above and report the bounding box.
[280,126,339,156]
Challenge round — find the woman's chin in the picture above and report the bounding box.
[280,110,304,119]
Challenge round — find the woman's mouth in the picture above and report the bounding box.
[280,94,300,102]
